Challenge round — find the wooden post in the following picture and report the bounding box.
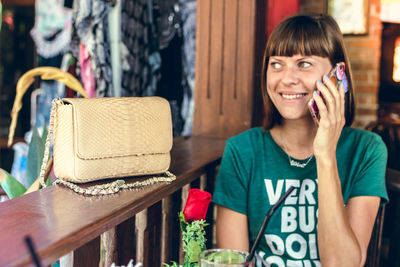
[193,0,265,139]
[135,202,162,266]
[179,184,190,263]
[101,228,117,267]
[73,237,100,267]
[135,209,147,264]
[161,196,172,264]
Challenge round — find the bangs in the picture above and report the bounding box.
[266,16,333,58]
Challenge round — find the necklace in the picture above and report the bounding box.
[288,154,314,168]
[279,131,314,168]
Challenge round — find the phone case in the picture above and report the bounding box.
[308,62,348,125]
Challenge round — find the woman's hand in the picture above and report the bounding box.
[312,74,346,159]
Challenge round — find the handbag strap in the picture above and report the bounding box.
[53,171,176,195]
[39,99,176,195]
[39,99,60,188]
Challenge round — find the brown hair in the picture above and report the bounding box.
[261,13,355,129]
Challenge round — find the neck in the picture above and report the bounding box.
[271,118,317,159]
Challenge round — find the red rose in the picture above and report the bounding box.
[183,189,212,223]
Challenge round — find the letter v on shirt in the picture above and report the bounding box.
[264,179,317,205]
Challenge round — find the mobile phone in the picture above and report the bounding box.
[308,62,348,125]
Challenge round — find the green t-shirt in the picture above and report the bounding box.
[213,127,388,267]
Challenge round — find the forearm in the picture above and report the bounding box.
[316,156,362,267]
[216,205,250,252]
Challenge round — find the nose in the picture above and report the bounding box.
[281,66,300,86]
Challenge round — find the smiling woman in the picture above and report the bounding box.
[213,13,388,267]
[261,13,355,130]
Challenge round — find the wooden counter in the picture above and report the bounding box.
[0,136,226,267]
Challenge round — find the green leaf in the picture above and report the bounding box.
[179,211,188,232]
[186,240,201,263]
[26,126,45,187]
[0,168,27,198]
[162,261,179,267]
[46,175,52,186]
[42,125,50,186]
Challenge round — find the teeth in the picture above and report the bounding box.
[282,93,305,100]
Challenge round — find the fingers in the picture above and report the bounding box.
[314,79,335,126]
[316,75,337,113]
[338,83,346,126]
[313,75,346,127]
[312,90,328,127]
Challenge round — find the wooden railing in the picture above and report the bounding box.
[0,136,226,267]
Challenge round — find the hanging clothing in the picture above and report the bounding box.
[70,0,113,97]
[120,0,160,97]
[152,0,185,136]
[180,0,196,136]
[79,43,96,98]
[153,0,197,136]
[30,0,72,58]
[156,35,184,136]
[153,0,181,50]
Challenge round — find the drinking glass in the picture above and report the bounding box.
[198,248,254,267]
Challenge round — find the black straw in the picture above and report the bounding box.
[25,235,42,267]
[246,186,295,262]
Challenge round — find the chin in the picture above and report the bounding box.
[281,112,312,121]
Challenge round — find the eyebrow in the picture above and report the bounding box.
[269,57,284,62]
[295,56,318,64]
[296,55,314,60]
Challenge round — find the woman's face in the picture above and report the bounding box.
[266,54,332,122]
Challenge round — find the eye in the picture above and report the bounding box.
[269,61,282,70]
[299,61,312,68]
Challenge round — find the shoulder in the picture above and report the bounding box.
[339,128,389,203]
[226,127,268,149]
[339,127,387,157]
[341,127,385,147]
[223,127,269,158]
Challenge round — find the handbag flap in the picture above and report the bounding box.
[62,97,173,159]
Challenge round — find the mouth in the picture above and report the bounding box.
[280,93,308,100]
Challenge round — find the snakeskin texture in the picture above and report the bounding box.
[53,97,172,183]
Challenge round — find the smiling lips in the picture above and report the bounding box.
[281,93,308,100]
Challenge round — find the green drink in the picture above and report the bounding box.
[199,249,253,267]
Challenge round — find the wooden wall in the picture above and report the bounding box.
[193,0,265,139]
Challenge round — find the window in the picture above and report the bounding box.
[393,37,400,82]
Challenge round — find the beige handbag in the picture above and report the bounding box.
[39,97,176,195]
[9,67,176,195]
